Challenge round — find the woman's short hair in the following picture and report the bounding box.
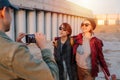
[60,23,72,36]
[85,18,96,30]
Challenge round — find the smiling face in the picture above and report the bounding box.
[59,25,69,37]
[81,20,93,33]
[58,23,72,37]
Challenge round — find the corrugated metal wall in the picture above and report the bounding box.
[7,0,93,41]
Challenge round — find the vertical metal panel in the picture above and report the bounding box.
[67,15,73,35]
[74,16,78,35]
[6,10,15,40]
[58,14,63,26]
[27,11,37,34]
[63,14,67,23]
[77,17,82,34]
[15,10,26,36]
[37,11,45,33]
[45,12,52,40]
[52,13,58,40]
[67,15,71,25]
[58,14,63,36]
[76,17,79,34]
[71,16,75,36]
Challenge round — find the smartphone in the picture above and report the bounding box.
[25,34,36,43]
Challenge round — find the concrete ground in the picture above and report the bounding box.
[28,25,120,80]
[95,32,120,80]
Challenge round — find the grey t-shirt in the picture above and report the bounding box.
[76,37,92,69]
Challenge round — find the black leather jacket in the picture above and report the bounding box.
[54,37,77,80]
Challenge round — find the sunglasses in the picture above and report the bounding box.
[81,23,91,27]
[59,26,66,31]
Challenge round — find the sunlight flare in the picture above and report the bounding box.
[67,0,91,8]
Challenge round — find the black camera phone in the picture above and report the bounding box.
[26,34,36,43]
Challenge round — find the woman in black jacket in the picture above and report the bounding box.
[53,23,77,80]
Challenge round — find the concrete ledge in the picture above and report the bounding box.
[10,0,93,18]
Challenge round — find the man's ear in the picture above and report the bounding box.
[0,7,6,18]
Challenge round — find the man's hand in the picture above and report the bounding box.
[35,33,47,50]
[16,33,26,43]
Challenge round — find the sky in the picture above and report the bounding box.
[67,0,120,14]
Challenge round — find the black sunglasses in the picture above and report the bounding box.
[81,23,91,27]
[59,26,66,31]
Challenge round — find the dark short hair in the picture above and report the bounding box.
[85,18,96,30]
[60,23,72,36]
